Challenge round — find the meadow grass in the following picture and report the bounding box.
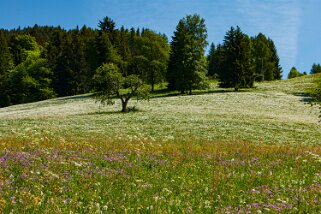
[0,137,321,213]
[0,74,321,213]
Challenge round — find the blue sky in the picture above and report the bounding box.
[1,0,320,78]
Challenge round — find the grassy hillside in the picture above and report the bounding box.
[0,74,321,213]
[0,74,320,144]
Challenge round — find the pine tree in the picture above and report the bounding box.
[167,14,209,94]
[220,26,254,91]
[98,16,116,44]
[95,31,121,67]
[311,63,321,74]
[0,30,14,107]
[0,31,13,75]
[267,38,282,80]
[288,67,303,79]
[252,34,282,81]
[70,29,89,94]
[207,43,216,77]
[80,26,100,91]
[252,33,270,81]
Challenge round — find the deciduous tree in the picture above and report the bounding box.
[92,63,149,112]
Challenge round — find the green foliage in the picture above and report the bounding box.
[129,29,169,91]
[98,16,116,43]
[288,67,304,79]
[0,16,286,108]
[167,14,209,94]
[92,63,149,112]
[251,33,282,81]
[268,38,283,80]
[310,63,321,74]
[219,26,255,91]
[0,31,14,107]
[10,34,39,65]
[6,41,55,104]
[0,34,56,106]
[0,31,13,75]
[207,43,216,77]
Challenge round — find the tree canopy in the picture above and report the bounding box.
[0,15,285,108]
[92,63,149,112]
[218,26,254,91]
[311,63,321,74]
[0,17,170,107]
[288,67,305,79]
[167,14,209,94]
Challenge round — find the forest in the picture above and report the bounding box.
[0,14,287,109]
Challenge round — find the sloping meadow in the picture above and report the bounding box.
[0,75,320,212]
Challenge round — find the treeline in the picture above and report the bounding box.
[0,17,169,107]
[0,15,283,107]
[288,63,321,79]
[167,17,282,93]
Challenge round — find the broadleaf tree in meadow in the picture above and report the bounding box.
[219,26,255,91]
[167,14,209,94]
[92,63,149,112]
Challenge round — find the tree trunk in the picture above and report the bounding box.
[152,83,154,92]
[121,99,129,112]
[189,89,192,95]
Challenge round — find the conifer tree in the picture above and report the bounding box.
[0,31,14,107]
[251,33,282,81]
[311,63,321,74]
[252,33,271,81]
[267,38,282,80]
[0,31,13,74]
[167,14,209,94]
[219,26,254,91]
[98,16,116,44]
[207,43,216,77]
[288,67,303,79]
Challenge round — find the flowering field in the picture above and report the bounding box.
[1,138,321,213]
[0,74,321,212]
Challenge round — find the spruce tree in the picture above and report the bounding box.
[267,38,282,80]
[252,34,282,81]
[220,26,254,91]
[311,63,321,74]
[207,43,216,77]
[0,30,14,107]
[252,33,270,81]
[288,67,303,79]
[98,16,116,44]
[167,14,209,94]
